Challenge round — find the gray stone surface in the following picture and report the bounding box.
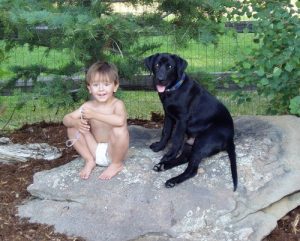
[17,116,300,241]
[0,141,62,163]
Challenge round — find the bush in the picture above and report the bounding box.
[233,1,300,115]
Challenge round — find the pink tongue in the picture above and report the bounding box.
[156,85,166,93]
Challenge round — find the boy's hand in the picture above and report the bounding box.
[81,107,94,120]
[77,118,90,134]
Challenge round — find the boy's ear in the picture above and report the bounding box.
[87,84,92,94]
[144,53,159,71]
[114,83,119,93]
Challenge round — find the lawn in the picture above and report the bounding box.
[0,90,267,131]
[0,42,72,80]
[140,33,257,72]
[0,32,257,80]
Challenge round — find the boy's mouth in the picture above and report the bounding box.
[96,93,107,98]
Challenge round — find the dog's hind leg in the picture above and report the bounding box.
[164,133,222,188]
[153,143,192,172]
[165,155,201,188]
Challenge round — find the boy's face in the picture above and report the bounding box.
[87,73,119,103]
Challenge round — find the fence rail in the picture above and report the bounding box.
[1,71,253,96]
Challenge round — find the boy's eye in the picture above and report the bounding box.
[104,82,111,86]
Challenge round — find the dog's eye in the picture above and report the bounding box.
[155,64,159,68]
[167,65,172,69]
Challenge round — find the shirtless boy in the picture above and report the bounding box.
[63,61,129,180]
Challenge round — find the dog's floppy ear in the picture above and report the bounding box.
[172,54,188,78]
[144,53,159,71]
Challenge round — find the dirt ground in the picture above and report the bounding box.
[0,118,299,241]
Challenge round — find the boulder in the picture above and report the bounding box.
[18,116,300,241]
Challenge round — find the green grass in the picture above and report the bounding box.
[0,94,71,130]
[0,32,257,80]
[120,90,268,119]
[139,33,257,72]
[0,90,268,131]
[0,42,73,80]
[218,91,268,116]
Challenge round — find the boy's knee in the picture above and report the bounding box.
[112,127,124,136]
[110,127,127,143]
[67,127,77,138]
[111,127,122,139]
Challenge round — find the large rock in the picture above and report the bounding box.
[18,116,300,241]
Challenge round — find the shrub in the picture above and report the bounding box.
[233,1,300,115]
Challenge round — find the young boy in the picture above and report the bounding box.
[63,61,129,180]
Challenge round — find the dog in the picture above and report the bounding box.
[144,53,237,190]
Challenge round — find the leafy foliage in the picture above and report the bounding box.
[0,0,152,102]
[1,1,145,71]
[34,77,76,113]
[0,0,240,105]
[130,0,240,44]
[0,0,241,74]
[233,0,300,114]
[289,96,300,116]
[2,0,299,117]
[0,47,6,78]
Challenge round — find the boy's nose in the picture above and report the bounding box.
[98,83,104,90]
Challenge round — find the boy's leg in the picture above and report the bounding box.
[99,127,129,180]
[67,128,96,179]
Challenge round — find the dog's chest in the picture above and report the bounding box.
[160,97,186,118]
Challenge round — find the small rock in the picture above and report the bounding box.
[0,137,11,145]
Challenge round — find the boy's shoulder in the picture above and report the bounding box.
[113,97,123,104]
[83,98,124,109]
[111,98,127,114]
[82,100,96,108]
[113,98,125,107]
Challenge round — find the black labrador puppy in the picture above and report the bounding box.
[144,53,237,190]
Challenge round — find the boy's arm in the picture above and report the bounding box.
[82,101,127,127]
[63,108,82,128]
[63,105,91,134]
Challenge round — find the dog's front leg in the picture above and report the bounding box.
[150,115,173,152]
[162,120,186,161]
[153,121,185,172]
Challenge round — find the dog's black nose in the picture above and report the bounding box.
[157,74,165,82]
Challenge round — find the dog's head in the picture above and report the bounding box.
[144,53,187,93]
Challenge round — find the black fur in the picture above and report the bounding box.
[144,53,238,190]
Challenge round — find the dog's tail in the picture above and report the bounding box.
[227,140,238,191]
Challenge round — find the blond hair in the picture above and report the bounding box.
[86,61,119,86]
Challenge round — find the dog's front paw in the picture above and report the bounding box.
[165,179,176,188]
[150,142,164,152]
[153,163,165,172]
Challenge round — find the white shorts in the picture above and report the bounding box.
[95,143,111,167]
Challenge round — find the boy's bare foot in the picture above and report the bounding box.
[99,163,123,180]
[80,161,96,179]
